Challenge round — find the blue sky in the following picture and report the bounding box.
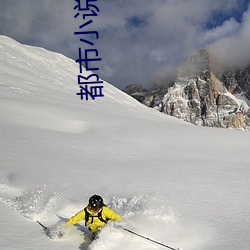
[0,0,249,89]
[206,0,249,28]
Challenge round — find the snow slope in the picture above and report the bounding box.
[0,35,250,250]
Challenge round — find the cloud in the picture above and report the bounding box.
[0,0,249,89]
[0,0,75,54]
[200,18,240,45]
[93,0,249,88]
[209,4,250,68]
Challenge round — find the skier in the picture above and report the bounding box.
[66,194,122,239]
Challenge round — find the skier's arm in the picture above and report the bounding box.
[104,207,122,222]
[67,209,85,225]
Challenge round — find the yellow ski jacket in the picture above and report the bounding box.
[67,206,121,233]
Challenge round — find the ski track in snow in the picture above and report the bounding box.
[0,180,211,250]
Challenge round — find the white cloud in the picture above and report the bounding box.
[200,17,240,45]
[0,0,249,88]
[209,5,250,68]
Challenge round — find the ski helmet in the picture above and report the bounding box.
[89,195,104,210]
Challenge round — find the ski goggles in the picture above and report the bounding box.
[89,205,101,212]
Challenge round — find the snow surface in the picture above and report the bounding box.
[0,35,250,250]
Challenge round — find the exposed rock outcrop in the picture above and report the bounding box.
[123,49,250,130]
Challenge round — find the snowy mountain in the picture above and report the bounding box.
[124,49,250,130]
[1,36,250,250]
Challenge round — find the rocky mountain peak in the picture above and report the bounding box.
[177,49,210,78]
[123,49,250,130]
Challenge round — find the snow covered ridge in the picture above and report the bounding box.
[0,35,146,106]
[124,49,250,130]
[0,35,152,133]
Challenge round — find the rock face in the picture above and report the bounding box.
[123,84,147,103]
[217,66,250,100]
[124,49,250,130]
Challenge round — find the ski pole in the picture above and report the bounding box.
[37,220,48,231]
[122,227,180,250]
